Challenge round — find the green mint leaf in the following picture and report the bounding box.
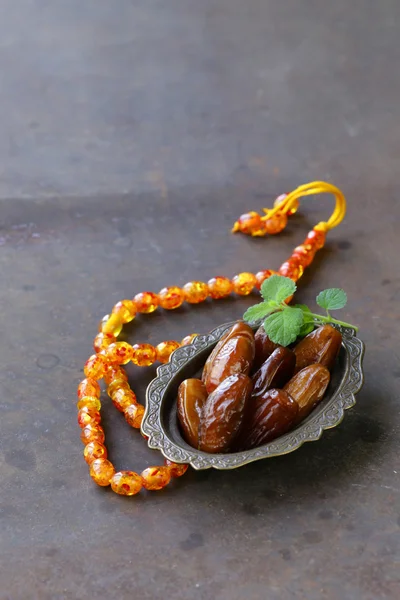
[316,288,347,311]
[260,275,297,304]
[295,304,315,336]
[243,303,276,324]
[263,306,303,346]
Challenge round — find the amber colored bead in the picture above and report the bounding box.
[80,424,105,445]
[232,272,257,296]
[181,333,198,346]
[158,286,185,310]
[255,269,278,289]
[207,276,233,299]
[84,441,107,464]
[111,299,137,324]
[104,341,133,365]
[124,404,145,428]
[100,313,123,336]
[133,291,159,313]
[292,245,315,267]
[107,379,130,398]
[279,261,303,281]
[131,343,157,367]
[76,395,102,411]
[275,194,299,216]
[262,212,288,234]
[112,388,137,412]
[77,407,101,428]
[237,212,262,234]
[164,459,189,478]
[288,198,300,216]
[93,332,116,353]
[156,340,180,363]
[306,228,326,250]
[141,466,171,490]
[103,364,128,386]
[90,458,115,487]
[183,281,208,304]
[84,353,107,380]
[111,471,143,496]
[77,378,101,399]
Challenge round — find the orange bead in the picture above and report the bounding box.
[141,466,171,490]
[273,193,287,207]
[77,378,101,399]
[84,353,107,379]
[262,212,288,234]
[103,365,128,386]
[207,276,233,299]
[104,341,133,365]
[80,424,105,445]
[183,281,208,304]
[274,194,299,216]
[279,261,303,281]
[112,388,137,412]
[181,333,198,346]
[93,332,116,353]
[100,313,123,336]
[156,340,180,363]
[90,458,115,486]
[255,269,278,289]
[76,395,102,411]
[237,211,262,234]
[77,407,101,428]
[292,245,315,267]
[288,198,299,216]
[164,459,189,477]
[232,272,257,295]
[84,441,108,464]
[98,314,110,332]
[111,299,137,323]
[111,471,143,496]
[158,286,184,310]
[107,379,130,398]
[306,228,326,250]
[133,291,159,313]
[124,404,145,428]
[131,344,157,367]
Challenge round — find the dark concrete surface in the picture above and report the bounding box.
[0,1,399,599]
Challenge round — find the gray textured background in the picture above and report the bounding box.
[0,1,399,599]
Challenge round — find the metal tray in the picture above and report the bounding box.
[141,322,365,470]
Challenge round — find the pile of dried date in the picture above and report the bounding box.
[177,322,342,453]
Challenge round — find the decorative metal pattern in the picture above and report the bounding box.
[141,322,365,470]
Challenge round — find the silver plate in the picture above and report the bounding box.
[141,322,365,470]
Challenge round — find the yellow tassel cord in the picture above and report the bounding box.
[232,180,346,236]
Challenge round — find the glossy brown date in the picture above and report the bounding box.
[202,322,255,393]
[294,324,342,373]
[177,378,208,448]
[253,324,282,371]
[284,363,330,422]
[199,373,253,453]
[252,347,296,401]
[236,388,299,450]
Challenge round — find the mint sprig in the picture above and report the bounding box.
[243,274,358,346]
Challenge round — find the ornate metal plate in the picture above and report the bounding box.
[141,322,365,470]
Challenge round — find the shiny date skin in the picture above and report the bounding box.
[253,325,282,371]
[202,322,255,394]
[284,363,330,422]
[252,347,296,401]
[294,324,342,373]
[199,373,253,453]
[177,379,208,448]
[236,388,299,450]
